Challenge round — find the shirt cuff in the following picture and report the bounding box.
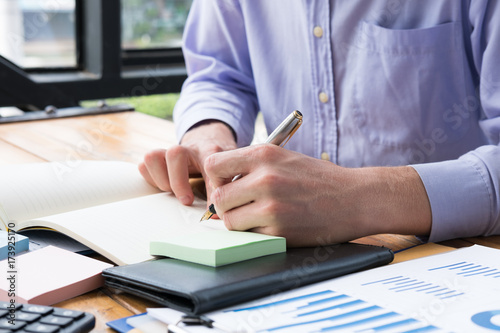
[411,156,492,243]
[174,106,256,148]
[173,84,258,147]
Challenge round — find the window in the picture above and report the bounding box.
[0,0,77,69]
[122,0,191,50]
[0,0,191,122]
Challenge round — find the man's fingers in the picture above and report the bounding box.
[138,162,157,188]
[220,199,270,231]
[210,175,256,217]
[166,145,195,205]
[204,145,263,187]
[141,149,171,192]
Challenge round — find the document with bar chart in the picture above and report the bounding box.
[203,245,500,333]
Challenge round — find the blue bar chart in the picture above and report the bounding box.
[206,245,500,333]
[361,275,464,300]
[428,261,500,278]
[225,290,443,332]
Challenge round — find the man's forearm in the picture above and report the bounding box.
[353,166,432,238]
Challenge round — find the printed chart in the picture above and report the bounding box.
[203,245,500,333]
[224,289,442,332]
[361,275,465,300]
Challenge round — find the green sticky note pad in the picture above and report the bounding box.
[150,230,286,267]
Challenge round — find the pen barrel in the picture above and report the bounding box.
[265,110,303,147]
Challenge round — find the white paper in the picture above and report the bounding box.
[183,245,500,333]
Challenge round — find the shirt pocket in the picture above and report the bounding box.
[351,21,470,149]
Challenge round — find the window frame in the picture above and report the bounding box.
[0,0,187,113]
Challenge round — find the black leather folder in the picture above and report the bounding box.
[103,243,393,314]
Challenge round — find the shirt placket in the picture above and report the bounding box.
[307,0,337,163]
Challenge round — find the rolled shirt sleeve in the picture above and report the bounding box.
[413,146,500,242]
[173,0,259,147]
[413,0,500,242]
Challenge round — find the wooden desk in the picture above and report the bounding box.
[1,111,499,332]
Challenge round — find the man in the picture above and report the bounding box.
[139,1,500,246]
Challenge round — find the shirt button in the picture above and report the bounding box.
[313,26,323,38]
[319,92,329,103]
[321,152,330,161]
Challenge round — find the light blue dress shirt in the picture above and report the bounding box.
[173,0,500,242]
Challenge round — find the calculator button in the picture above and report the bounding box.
[0,318,27,330]
[0,302,93,333]
[21,306,53,316]
[40,316,72,327]
[0,303,21,311]
[51,309,83,320]
[16,312,41,323]
[25,323,59,333]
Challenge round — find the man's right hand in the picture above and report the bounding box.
[138,120,237,206]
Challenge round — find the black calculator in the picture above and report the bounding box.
[0,301,95,333]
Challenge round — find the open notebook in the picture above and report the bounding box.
[0,161,283,265]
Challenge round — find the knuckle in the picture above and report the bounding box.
[255,171,282,192]
[253,144,279,160]
[204,143,225,155]
[201,145,226,173]
[211,186,225,207]
[262,200,283,217]
[203,154,217,174]
[143,150,159,165]
[165,145,185,160]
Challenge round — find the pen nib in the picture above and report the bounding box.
[200,210,214,222]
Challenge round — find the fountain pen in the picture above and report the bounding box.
[200,110,303,221]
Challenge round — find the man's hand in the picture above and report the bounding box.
[139,120,237,206]
[204,144,432,246]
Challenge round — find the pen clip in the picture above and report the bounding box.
[265,110,303,148]
[176,315,233,332]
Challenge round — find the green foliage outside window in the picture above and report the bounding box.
[81,93,180,120]
[122,0,192,49]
